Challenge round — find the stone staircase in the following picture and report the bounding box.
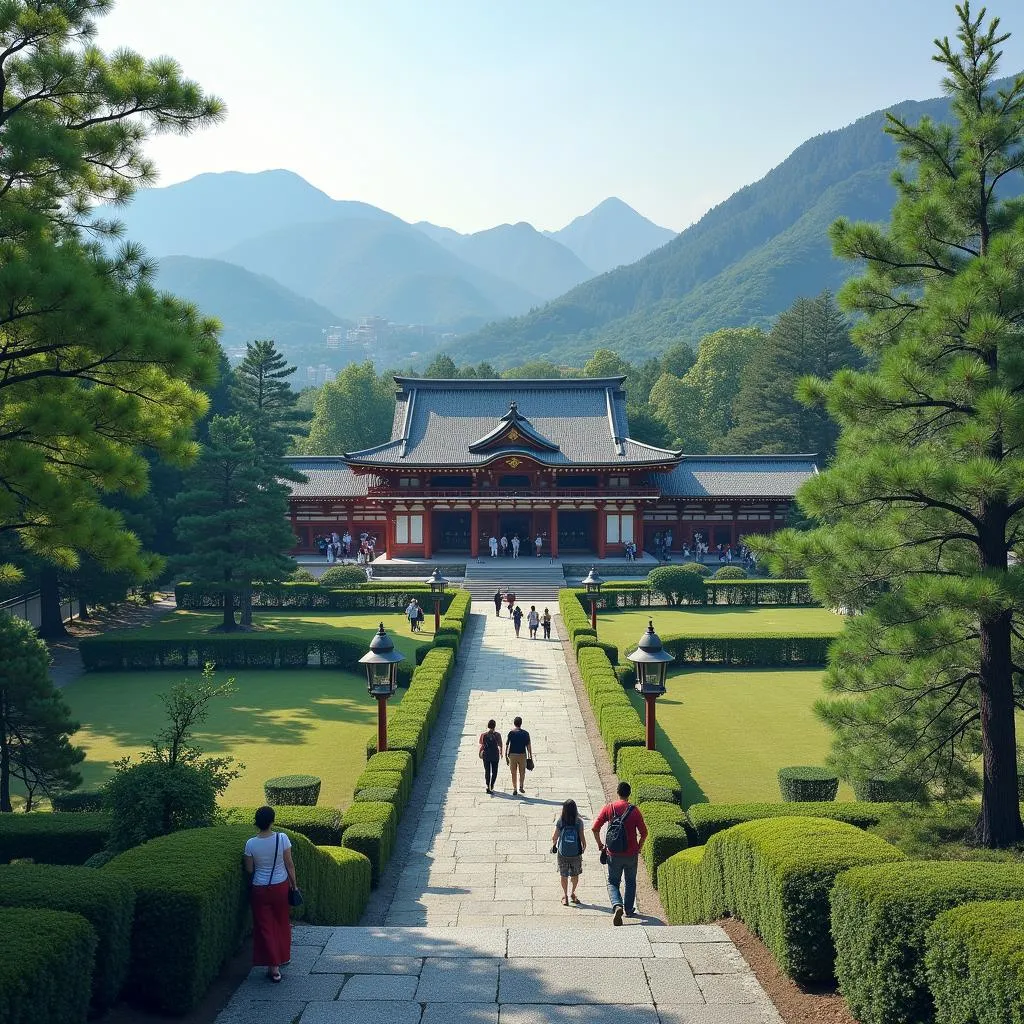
[462,558,567,604]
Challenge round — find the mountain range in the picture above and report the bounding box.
[449,76,1024,366]
[102,171,675,350]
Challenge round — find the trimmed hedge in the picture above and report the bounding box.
[574,635,620,664]
[223,805,343,845]
[318,565,371,588]
[648,565,706,605]
[314,845,373,925]
[633,776,682,805]
[660,631,834,666]
[103,825,370,1014]
[355,786,400,805]
[80,632,413,681]
[435,589,472,650]
[576,645,646,766]
[567,580,816,610]
[359,750,414,807]
[0,906,96,1024]
[0,864,134,1013]
[264,774,321,806]
[51,790,105,812]
[831,861,1024,1024]
[779,766,839,802]
[342,801,397,883]
[175,580,457,610]
[559,589,596,644]
[659,816,905,981]
[926,899,1024,1024]
[617,747,674,781]
[685,802,897,845]
[0,811,111,865]
[638,801,688,886]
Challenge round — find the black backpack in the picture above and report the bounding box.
[604,803,634,854]
[481,731,499,759]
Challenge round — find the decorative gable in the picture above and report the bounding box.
[467,401,561,454]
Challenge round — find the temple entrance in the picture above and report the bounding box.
[557,510,595,553]
[498,512,532,548]
[432,511,471,552]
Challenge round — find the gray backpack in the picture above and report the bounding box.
[556,819,581,857]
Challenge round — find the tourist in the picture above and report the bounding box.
[665,529,673,555]
[342,530,352,557]
[406,598,421,632]
[534,533,543,557]
[479,718,503,794]
[527,605,540,639]
[541,607,552,639]
[506,589,516,615]
[592,781,647,926]
[493,588,503,617]
[505,716,533,796]
[512,534,520,558]
[489,534,499,557]
[500,534,509,557]
[512,604,523,637]
[551,798,586,905]
[326,541,335,563]
[244,805,299,983]
[357,549,366,566]
[416,602,425,631]
[364,563,374,581]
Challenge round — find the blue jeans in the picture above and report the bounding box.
[605,854,638,913]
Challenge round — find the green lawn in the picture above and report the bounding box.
[599,606,845,657]
[120,608,428,656]
[61,667,396,809]
[630,667,853,806]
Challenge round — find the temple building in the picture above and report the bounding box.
[285,376,818,559]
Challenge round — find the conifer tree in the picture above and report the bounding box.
[173,417,295,631]
[756,2,1024,846]
[231,340,310,454]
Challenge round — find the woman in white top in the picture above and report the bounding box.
[244,806,299,982]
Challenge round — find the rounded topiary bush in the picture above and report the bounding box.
[778,766,839,802]
[679,561,711,577]
[712,565,748,580]
[318,565,367,588]
[264,774,321,806]
[51,790,105,812]
[289,567,316,582]
[647,565,706,606]
[851,774,926,803]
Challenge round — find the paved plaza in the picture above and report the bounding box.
[218,605,781,1024]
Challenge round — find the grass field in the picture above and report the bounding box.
[118,609,429,656]
[599,606,845,657]
[61,666,395,809]
[628,667,853,806]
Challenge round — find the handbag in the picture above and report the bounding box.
[526,757,534,771]
[267,832,304,907]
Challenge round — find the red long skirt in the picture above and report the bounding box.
[250,881,291,966]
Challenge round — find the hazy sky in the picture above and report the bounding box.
[96,1,1024,233]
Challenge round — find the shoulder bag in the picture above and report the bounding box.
[267,831,304,907]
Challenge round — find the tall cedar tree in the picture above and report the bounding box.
[173,416,295,631]
[0,614,84,812]
[755,3,1024,847]
[723,292,859,459]
[0,1,224,584]
[230,340,307,624]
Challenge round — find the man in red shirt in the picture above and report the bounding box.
[592,781,648,925]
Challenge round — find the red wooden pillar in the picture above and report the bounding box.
[423,507,432,559]
[470,505,479,558]
[550,505,558,558]
[597,504,607,559]
[644,694,658,750]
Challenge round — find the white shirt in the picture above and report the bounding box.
[245,831,291,886]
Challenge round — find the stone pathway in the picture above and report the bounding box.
[217,605,782,1024]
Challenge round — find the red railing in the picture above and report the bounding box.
[366,486,662,500]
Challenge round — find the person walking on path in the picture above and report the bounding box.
[493,589,503,617]
[489,535,499,557]
[535,533,543,557]
[527,605,540,639]
[479,718,503,794]
[551,798,586,905]
[500,534,509,557]
[541,607,552,639]
[512,604,523,637]
[244,806,299,982]
[592,781,647,926]
[512,534,520,558]
[505,589,516,615]
[406,598,421,632]
[506,716,533,795]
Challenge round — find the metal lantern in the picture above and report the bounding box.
[628,619,674,696]
[627,619,675,751]
[425,567,449,596]
[359,623,405,697]
[581,566,605,595]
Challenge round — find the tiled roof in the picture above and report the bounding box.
[284,458,371,498]
[345,377,679,467]
[653,456,818,498]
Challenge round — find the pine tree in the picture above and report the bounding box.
[173,417,295,631]
[0,614,84,812]
[723,292,859,458]
[756,3,1024,847]
[231,340,310,454]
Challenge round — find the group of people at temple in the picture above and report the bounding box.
[493,589,551,639]
[487,533,544,557]
[315,530,378,564]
